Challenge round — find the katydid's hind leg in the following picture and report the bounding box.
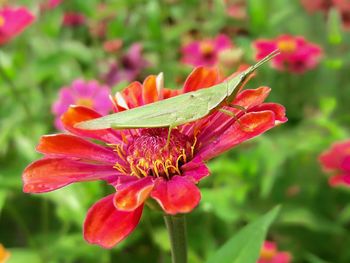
[218,107,251,132]
[229,104,247,113]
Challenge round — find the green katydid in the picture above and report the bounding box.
[76,50,279,142]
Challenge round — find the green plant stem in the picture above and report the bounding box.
[164,214,187,263]
[0,61,32,118]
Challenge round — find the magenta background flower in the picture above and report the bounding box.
[0,6,35,45]
[52,79,112,130]
[258,241,291,263]
[319,140,350,187]
[254,34,322,74]
[102,43,148,86]
[181,34,233,67]
[62,12,86,27]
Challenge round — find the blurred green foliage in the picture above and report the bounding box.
[1,0,350,262]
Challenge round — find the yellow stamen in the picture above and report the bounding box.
[113,162,127,174]
[112,144,127,162]
[136,164,148,177]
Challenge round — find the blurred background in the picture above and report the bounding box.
[0,0,350,262]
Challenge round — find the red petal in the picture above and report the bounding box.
[150,176,201,215]
[319,140,350,171]
[113,177,154,211]
[122,81,144,108]
[37,134,117,164]
[251,103,288,123]
[233,87,271,108]
[199,111,277,160]
[143,75,159,104]
[329,174,350,187]
[23,158,117,193]
[61,105,121,143]
[181,157,210,182]
[183,67,220,92]
[84,194,143,248]
[197,87,273,143]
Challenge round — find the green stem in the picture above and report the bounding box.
[164,214,187,263]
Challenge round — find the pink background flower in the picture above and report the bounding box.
[181,34,234,67]
[52,79,112,130]
[258,241,291,263]
[0,6,35,45]
[254,34,322,73]
[319,140,350,187]
[62,12,86,27]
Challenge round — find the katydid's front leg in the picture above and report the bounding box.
[165,125,174,150]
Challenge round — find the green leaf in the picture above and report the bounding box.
[205,206,280,263]
[7,249,41,263]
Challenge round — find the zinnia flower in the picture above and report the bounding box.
[258,241,291,263]
[181,34,234,67]
[52,79,112,130]
[254,35,322,74]
[0,6,35,45]
[23,66,287,248]
[319,140,350,187]
[102,43,148,86]
[0,244,10,263]
[62,12,86,27]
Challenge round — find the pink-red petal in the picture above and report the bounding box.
[183,67,220,92]
[181,157,210,182]
[142,75,159,104]
[37,134,117,164]
[113,177,154,211]
[23,158,117,193]
[250,103,288,123]
[84,194,143,249]
[199,111,277,160]
[61,105,121,143]
[150,176,201,215]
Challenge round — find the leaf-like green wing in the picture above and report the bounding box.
[76,88,218,130]
[205,206,280,263]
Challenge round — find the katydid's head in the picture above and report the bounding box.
[227,50,280,96]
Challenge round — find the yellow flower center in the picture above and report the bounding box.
[75,98,94,108]
[200,42,214,56]
[260,247,277,260]
[0,15,5,27]
[277,39,297,53]
[111,128,197,179]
